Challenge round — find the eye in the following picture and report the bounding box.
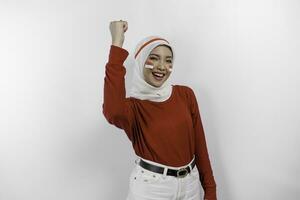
[167,60,172,63]
[150,57,157,60]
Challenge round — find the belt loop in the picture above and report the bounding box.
[162,166,168,178]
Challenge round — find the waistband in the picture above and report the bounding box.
[134,155,195,170]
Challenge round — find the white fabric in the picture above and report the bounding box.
[126,155,202,199]
[128,35,175,102]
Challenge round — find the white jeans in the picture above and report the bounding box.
[126,155,202,200]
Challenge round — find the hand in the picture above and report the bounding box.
[109,20,128,47]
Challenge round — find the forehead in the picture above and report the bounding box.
[149,45,173,58]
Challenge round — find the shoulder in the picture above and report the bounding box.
[174,84,198,114]
[174,84,195,98]
[173,84,197,107]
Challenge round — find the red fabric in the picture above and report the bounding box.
[102,45,217,199]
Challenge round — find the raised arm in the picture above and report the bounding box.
[102,20,135,141]
[189,87,217,200]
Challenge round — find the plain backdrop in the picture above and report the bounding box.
[0,0,299,199]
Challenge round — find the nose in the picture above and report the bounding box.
[157,61,166,71]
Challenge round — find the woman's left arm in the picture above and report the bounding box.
[189,87,217,200]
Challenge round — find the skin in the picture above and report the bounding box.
[143,45,173,87]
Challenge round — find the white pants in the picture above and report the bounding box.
[126,155,202,200]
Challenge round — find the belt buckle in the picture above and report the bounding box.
[176,167,188,178]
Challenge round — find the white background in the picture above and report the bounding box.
[0,0,299,199]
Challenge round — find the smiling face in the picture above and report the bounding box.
[143,45,173,88]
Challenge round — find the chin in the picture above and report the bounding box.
[151,81,164,87]
[153,84,162,87]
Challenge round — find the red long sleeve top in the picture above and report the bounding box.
[102,45,217,199]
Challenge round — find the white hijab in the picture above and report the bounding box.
[128,35,175,102]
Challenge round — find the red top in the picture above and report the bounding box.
[102,45,217,199]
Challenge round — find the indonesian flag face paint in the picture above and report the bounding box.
[144,60,154,69]
[144,60,173,72]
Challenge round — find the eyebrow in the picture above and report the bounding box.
[149,53,173,59]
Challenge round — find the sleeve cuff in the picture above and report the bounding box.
[108,45,129,64]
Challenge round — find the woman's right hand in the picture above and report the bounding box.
[109,20,128,48]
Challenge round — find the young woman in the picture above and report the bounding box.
[103,20,217,200]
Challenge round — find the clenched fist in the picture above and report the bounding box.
[109,20,128,48]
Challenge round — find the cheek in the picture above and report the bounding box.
[143,69,153,80]
[167,64,173,72]
[144,60,154,69]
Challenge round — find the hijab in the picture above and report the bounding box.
[128,35,175,102]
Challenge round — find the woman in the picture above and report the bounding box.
[103,20,217,200]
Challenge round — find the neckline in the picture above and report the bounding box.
[140,84,176,105]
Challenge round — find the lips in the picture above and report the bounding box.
[152,72,165,81]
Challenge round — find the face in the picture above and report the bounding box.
[143,45,173,88]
